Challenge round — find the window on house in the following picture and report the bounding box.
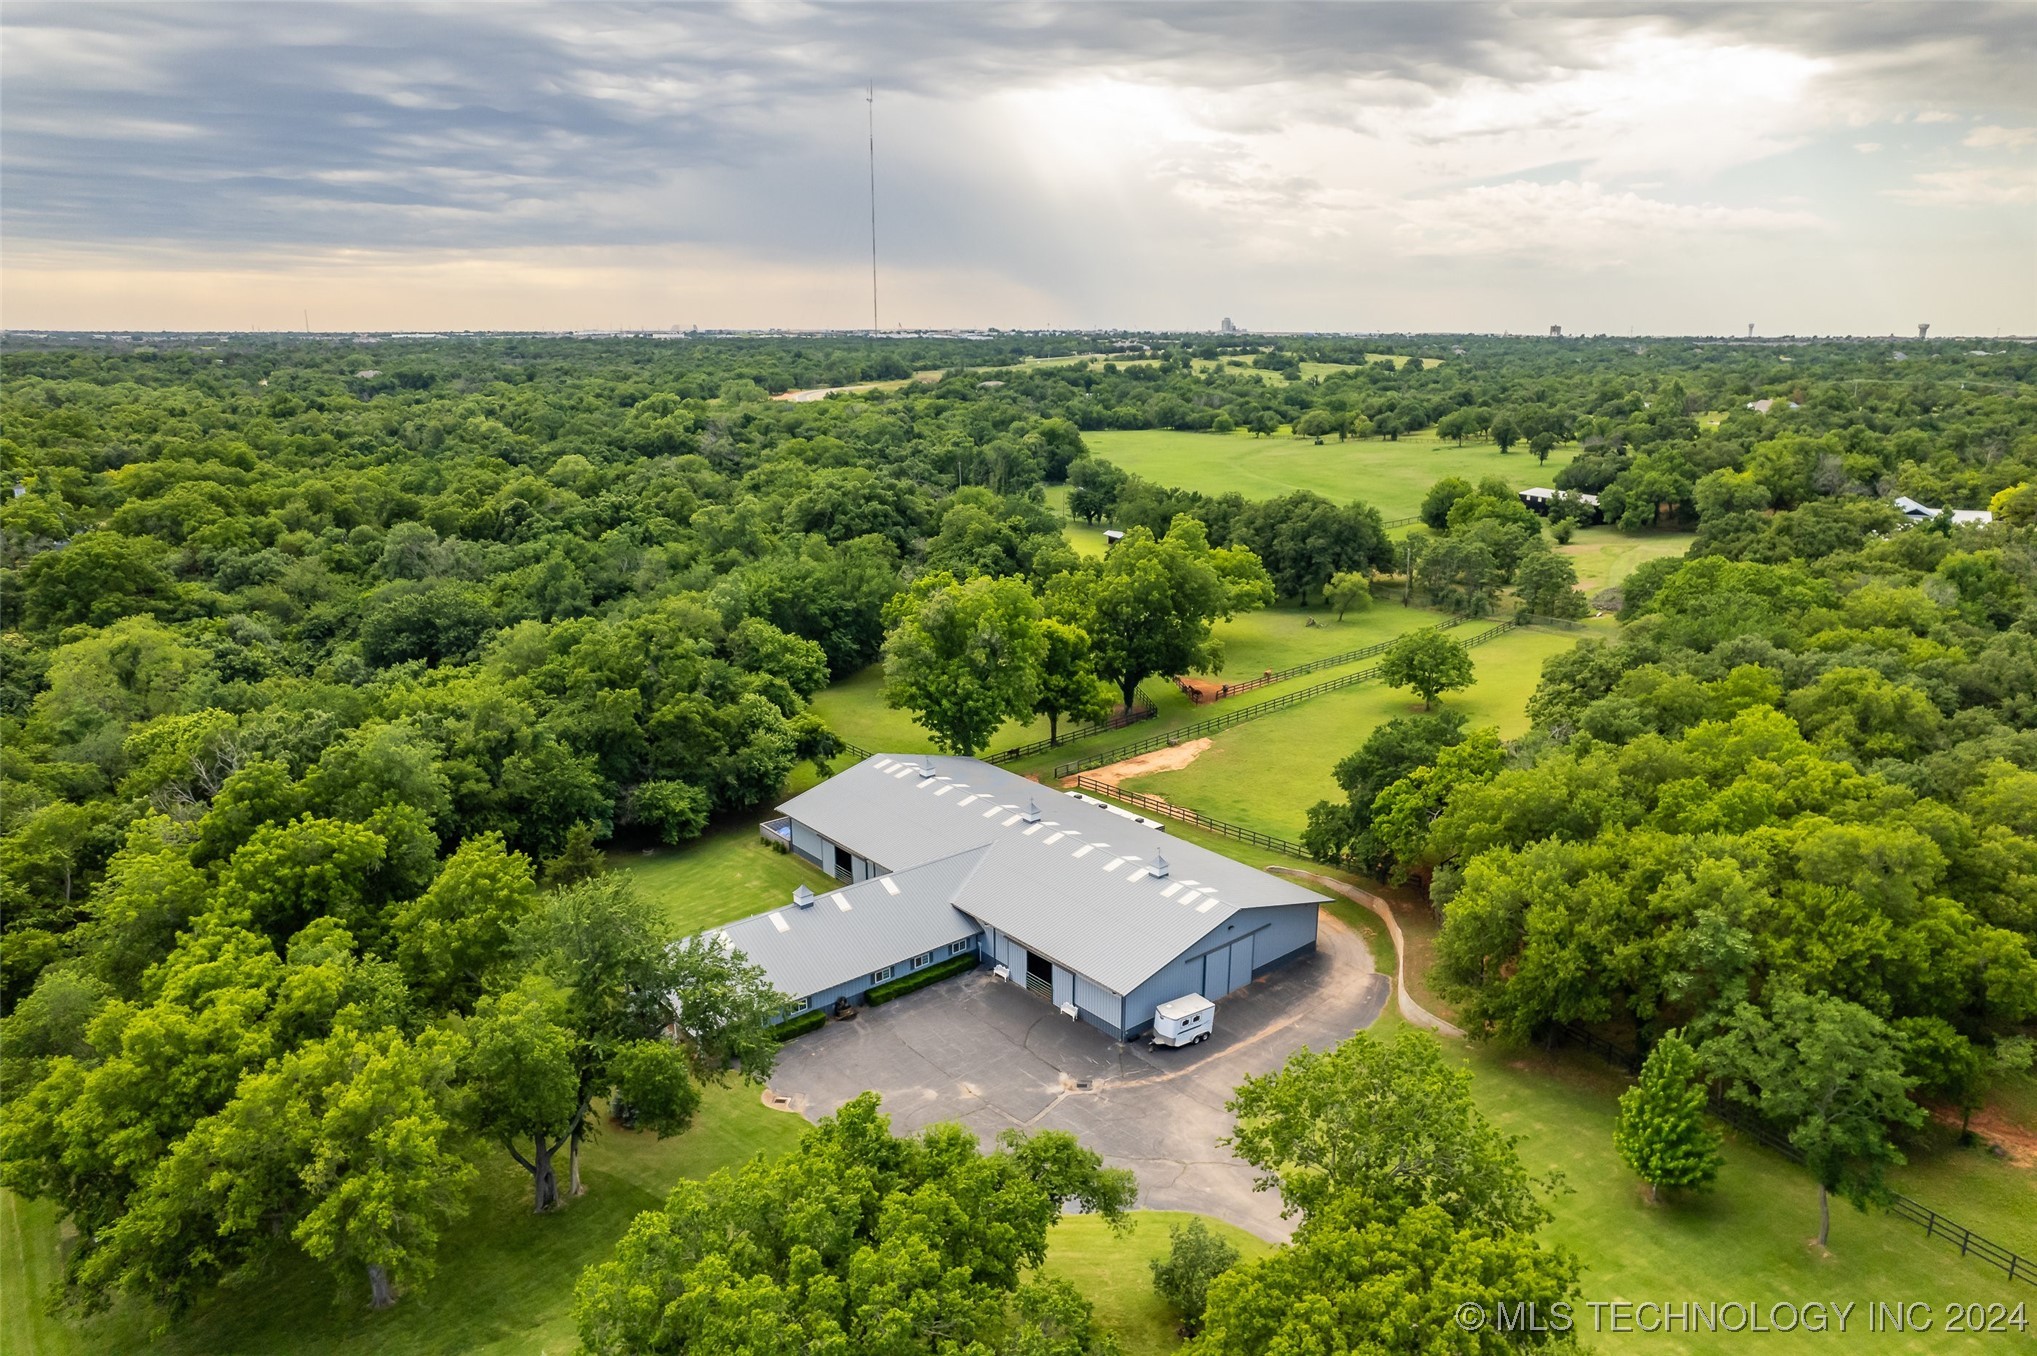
[949,938,974,955]
[869,966,894,984]
[785,997,810,1015]
[912,952,934,968]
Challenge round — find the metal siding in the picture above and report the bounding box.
[1052,965,1075,1007]
[1118,902,1319,1035]
[1072,974,1123,1030]
[774,756,1328,996]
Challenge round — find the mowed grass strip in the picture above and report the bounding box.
[1118,624,1582,838]
[1558,526,1694,595]
[1,1082,808,1356]
[1080,428,1576,521]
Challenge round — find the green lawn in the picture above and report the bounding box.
[1044,1212,1272,1356]
[1,1081,808,1356]
[1558,527,1694,596]
[613,819,838,938]
[1080,428,1574,520]
[1120,623,1583,837]
[1463,1043,2034,1355]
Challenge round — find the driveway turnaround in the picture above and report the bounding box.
[766,911,1388,1241]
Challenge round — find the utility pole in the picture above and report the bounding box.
[867,84,879,337]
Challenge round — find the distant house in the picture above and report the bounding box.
[1519,487,1603,525]
[1102,529,1125,548]
[1745,398,1801,414]
[1893,496,1994,528]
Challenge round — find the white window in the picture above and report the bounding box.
[912,952,934,968]
[869,966,894,984]
[949,939,973,955]
[785,997,810,1015]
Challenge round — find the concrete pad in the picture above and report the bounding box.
[767,910,1386,1241]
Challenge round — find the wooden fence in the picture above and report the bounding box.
[1067,776,1323,861]
[984,698,1159,765]
[1190,614,1472,701]
[1551,1025,2033,1287]
[1053,619,1521,779]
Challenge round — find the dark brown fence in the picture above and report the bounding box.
[1053,619,1521,779]
[984,698,1158,765]
[1551,1025,2033,1287]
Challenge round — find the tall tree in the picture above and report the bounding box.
[1053,518,1270,709]
[881,571,1046,756]
[1701,990,1925,1248]
[1032,618,1117,745]
[1378,629,1476,711]
[1614,1031,1723,1203]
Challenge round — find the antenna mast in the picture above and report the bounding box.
[867,83,879,336]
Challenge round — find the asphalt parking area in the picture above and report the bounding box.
[765,911,1388,1241]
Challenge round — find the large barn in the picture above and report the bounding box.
[732,754,1327,1039]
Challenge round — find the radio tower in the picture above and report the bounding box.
[867,84,880,336]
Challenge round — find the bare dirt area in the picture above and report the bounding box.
[1929,1104,2037,1168]
[1074,737,1212,791]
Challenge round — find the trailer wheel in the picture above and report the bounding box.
[1195,1032,1209,1045]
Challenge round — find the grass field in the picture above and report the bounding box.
[1043,1212,1273,1356]
[1,1081,808,1356]
[1463,1042,2035,1355]
[1119,623,1583,837]
[1080,428,1576,520]
[614,820,837,937]
[1558,526,1694,595]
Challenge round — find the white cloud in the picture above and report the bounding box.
[1887,165,2037,205]
[1964,125,2036,149]
[1915,109,1961,123]
[1392,180,1823,265]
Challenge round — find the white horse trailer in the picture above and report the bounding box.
[1150,993,1215,1048]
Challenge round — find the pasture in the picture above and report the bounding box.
[1115,622,1583,838]
[1079,427,1578,520]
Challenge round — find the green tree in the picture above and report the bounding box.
[1149,1217,1239,1334]
[1322,571,1372,620]
[1489,414,1521,454]
[392,832,540,1014]
[1701,990,1926,1248]
[1513,543,1589,619]
[572,1093,1133,1355]
[1054,518,1269,709]
[1032,618,1116,745]
[630,779,711,845]
[1420,477,1475,531]
[1378,629,1475,710]
[1195,1194,1580,1356]
[882,572,1046,756]
[1614,1032,1723,1202]
[1224,1029,1545,1231]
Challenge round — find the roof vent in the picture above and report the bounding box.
[918,758,938,778]
[1023,798,1041,824]
[792,885,816,909]
[1150,852,1171,879]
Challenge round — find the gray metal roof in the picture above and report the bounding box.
[773,755,1327,995]
[716,847,988,1000]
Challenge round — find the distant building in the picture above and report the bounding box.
[1549,325,1563,338]
[1894,496,1993,528]
[1219,317,1239,334]
[1519,487,1603,525]
[1102,529,1125,548]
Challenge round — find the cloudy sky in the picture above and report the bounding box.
[4,2,2034,334]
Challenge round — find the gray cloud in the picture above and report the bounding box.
[3,2,2033,331]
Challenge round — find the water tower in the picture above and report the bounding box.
[1917,323,1930,340]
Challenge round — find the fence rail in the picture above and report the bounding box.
[1550,1025,2033,1287]
[1053,619,1521,778]
[984,698,1158,765]
[1069,776,1323,860]
[1382,513,1421,529]
[1194,614,1471,701]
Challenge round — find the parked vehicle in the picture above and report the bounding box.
[1150,993,1215,1048]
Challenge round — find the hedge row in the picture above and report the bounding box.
[865,953,980,1006]
[772,1009,829,1041]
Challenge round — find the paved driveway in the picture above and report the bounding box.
[765,911,1387,1241]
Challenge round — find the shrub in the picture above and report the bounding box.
[865,952,978,1005]
[773,1009,828,1041]
[1150,1217,1240,1334]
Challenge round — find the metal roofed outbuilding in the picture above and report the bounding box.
[739,754,1328,1038]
